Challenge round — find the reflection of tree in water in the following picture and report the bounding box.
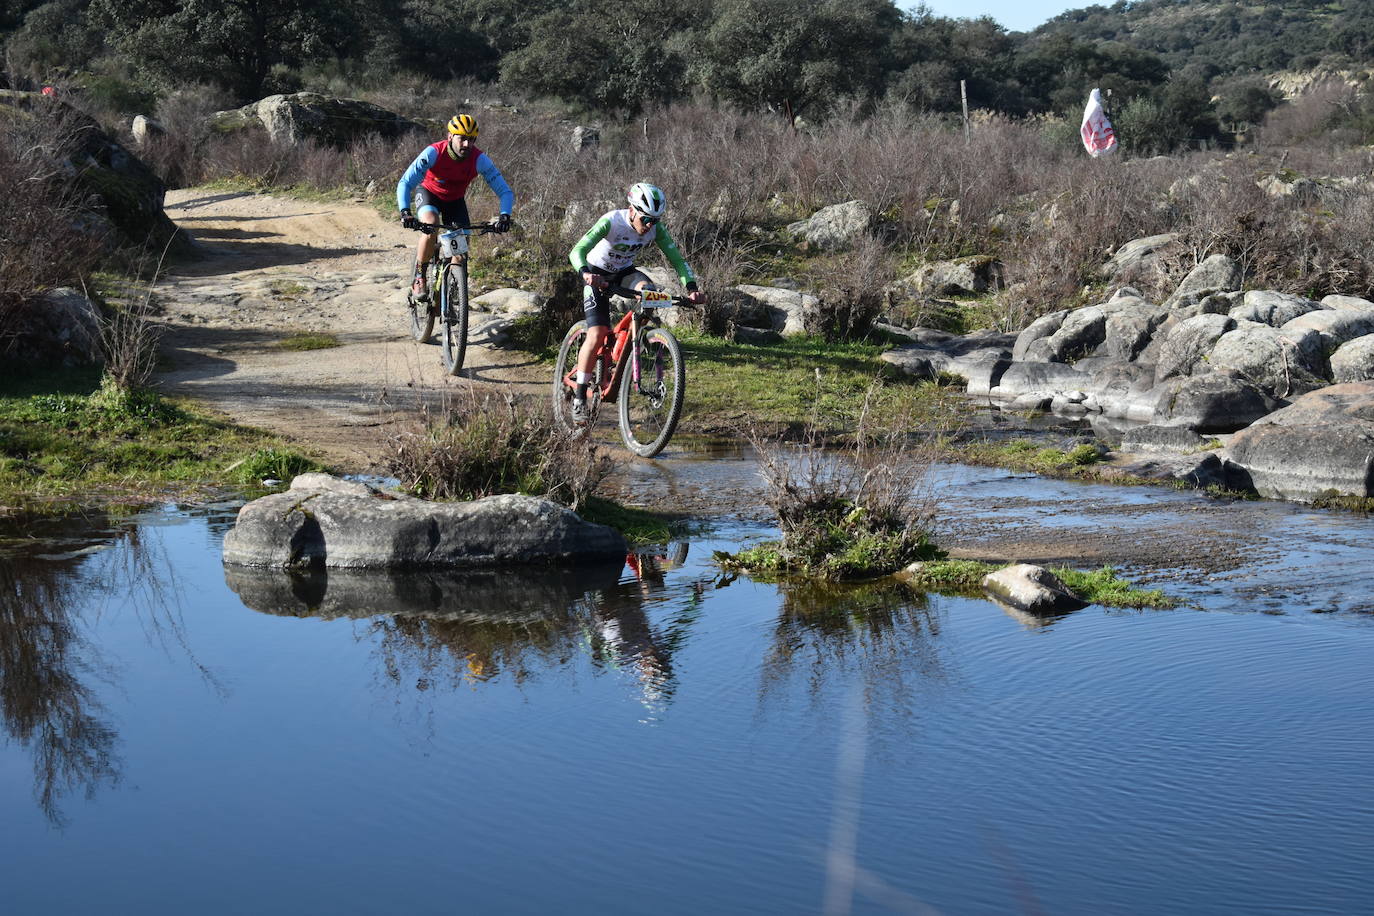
[0,555,119,826]
[759,579,948,719]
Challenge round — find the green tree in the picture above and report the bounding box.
[696,0,902,123]
[501,0,703,114]
[88,0,362,101]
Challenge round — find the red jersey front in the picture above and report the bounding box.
[420,141,482,201]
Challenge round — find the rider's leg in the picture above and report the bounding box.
[413,208,439,298]
[573,282,612,410]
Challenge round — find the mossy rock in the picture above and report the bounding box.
[0,89,190,258]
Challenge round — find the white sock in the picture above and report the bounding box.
[575,371,590,385]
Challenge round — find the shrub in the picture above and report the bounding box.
[386,392,611,510]
[730,385,949,580]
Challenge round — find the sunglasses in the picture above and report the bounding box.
[639,214,659,226]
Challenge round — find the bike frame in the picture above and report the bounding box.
[577,289,676,406]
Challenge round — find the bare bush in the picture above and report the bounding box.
[386,391,612,510]
[0,105,107,355]
[745,385,947,580]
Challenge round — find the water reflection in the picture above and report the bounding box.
[0,518,121,826]
[226,545,704,719]
[759,579,950,715]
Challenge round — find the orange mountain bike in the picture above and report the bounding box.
[552,285,689,458]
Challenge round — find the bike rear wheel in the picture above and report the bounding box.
[408,258,438,343]
[618,326,684,457]
[440,259,469,376]
[552,320,603,436]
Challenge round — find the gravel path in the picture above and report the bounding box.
[153,189,546,470]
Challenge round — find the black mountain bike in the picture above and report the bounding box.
[406,219,500,375]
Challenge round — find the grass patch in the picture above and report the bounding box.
[276,331,341,351]
[0,368,325,508]
[678,331,964,433]
[954,438,1106,477]
[903,559,1176,609]
[578,495,681,544]
[271,280,310,298]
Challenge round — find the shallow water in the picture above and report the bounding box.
[3,474,1374,914]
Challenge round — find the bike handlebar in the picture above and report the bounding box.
[605,284,696,307]
[408,220,502,235]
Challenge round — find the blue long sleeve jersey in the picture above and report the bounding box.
[395,145,515,214]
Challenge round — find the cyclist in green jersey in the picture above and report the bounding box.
[567,182,707,422]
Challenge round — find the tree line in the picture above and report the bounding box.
[2,0,1367,146]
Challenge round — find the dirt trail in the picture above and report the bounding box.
[153,189,545,470]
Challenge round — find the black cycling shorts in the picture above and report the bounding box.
[413,188,470,227]
[582,266,654,328]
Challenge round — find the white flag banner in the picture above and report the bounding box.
[1081,88,1117,157]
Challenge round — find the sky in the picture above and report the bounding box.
[913,1,1082,33]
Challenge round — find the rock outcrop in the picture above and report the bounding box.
[222,474,627,569]
[208,93,424,147]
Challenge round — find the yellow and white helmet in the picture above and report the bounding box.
[627,182,666,219]
[446,114,478,137]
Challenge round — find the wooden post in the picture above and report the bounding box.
[961,80,970,145]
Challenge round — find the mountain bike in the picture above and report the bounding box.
[552,285,690,458]
[406,219,500,375]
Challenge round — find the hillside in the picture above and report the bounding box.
[1029,0,1369,76]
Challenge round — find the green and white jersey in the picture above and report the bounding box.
[569,209,697,287]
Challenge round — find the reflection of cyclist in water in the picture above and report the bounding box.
[586,544,696,718]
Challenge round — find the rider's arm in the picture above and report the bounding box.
[475,153,515,215]
[653,224,699,291]
[569,214,612,272]
[395,146,438,212]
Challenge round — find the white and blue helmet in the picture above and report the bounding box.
[627,182,666,219]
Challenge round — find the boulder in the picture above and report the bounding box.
[1321,294,1374,313]
[1281,308,1374,352]
[472,288,540,316]
[727,284,817,335]
[1100,232,1181,283]
[1029,306,1106,362]
[1208,323,1329,397]
[208,93,424,147]
[903,256,1005,297]
[981,564,1088,616]
[1109,452,1229,489]
[1162,254,1242,308]
[1098,299,1171,362]
[131,114,165,146]
[9,287,103,366]
[1120,424,1211,453]
[1149,371,1277,432]
[1225,383,1374,499]
[0,90,189,257]
[1330,335,1374,383]
[1154,313,1237,383]
[1012,309,1069,361]
[221,473,627,569]
[879,330,1014,381]
[570,125,600,151]
[784,199,874,252]
[1229,290,1323,328]
[990,361,1093,400]
[1172,290,1242,320]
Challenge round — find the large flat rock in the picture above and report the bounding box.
[222,473,627,569]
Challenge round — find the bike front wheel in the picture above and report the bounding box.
[618,326,684,457]
[440,259,469,376]
[408,258,438,343]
